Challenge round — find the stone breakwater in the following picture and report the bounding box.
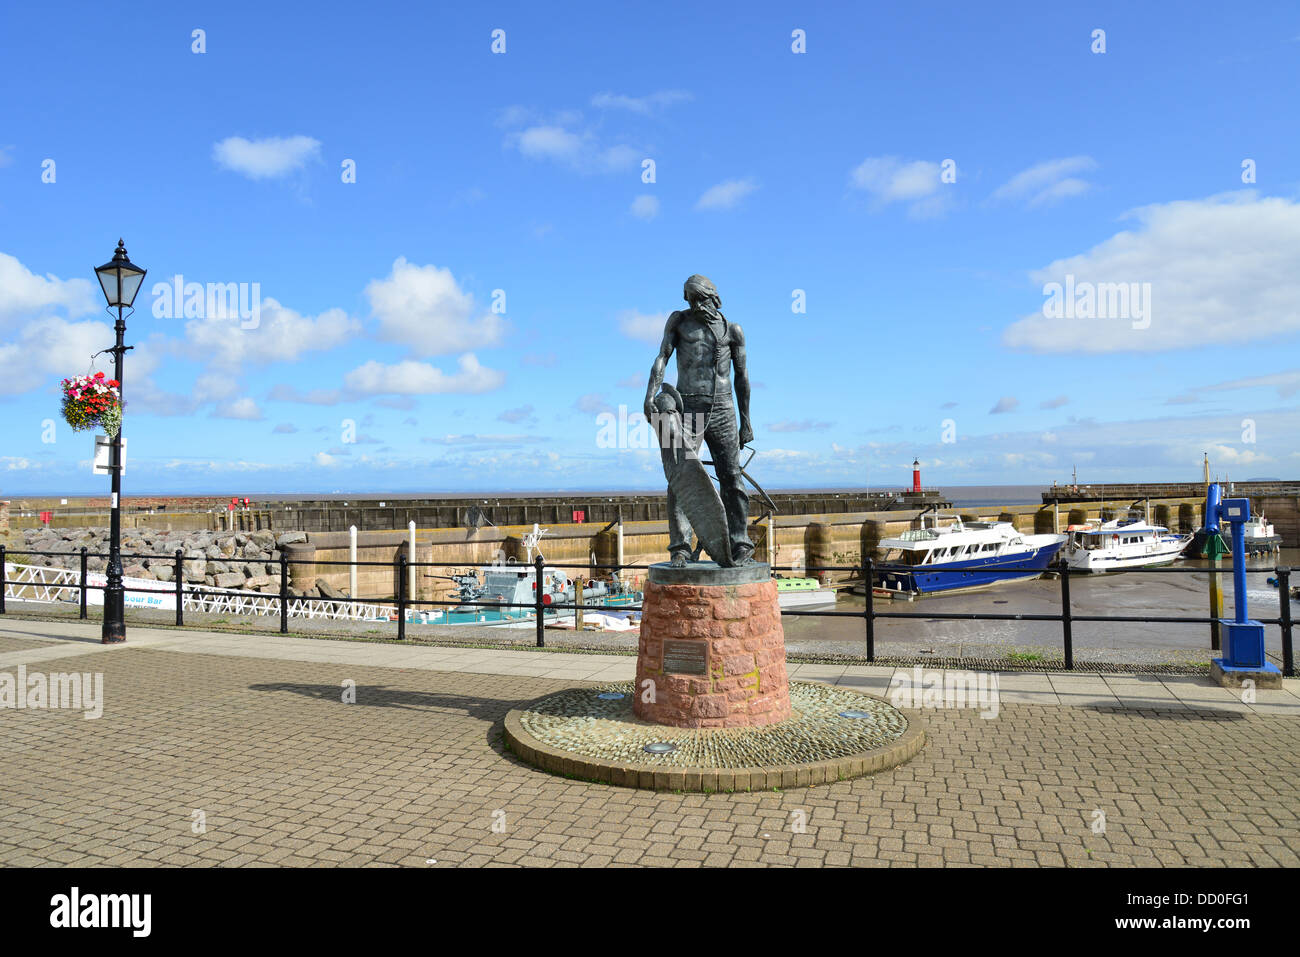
[9,526,346,599]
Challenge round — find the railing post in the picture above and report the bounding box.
[534,554,545,648]
[0,544,7,614]
[1278,566,1294,678]
[279,551,289,634]
[174,548,184,627]
[396,555,407,641]
[1059,559,1073,670]
[863,557,875,662]
[79,547,88,619]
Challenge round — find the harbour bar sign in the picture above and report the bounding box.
[85,573,175,611]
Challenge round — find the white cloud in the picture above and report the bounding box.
[193,372,240,403]
[990,396,1020,414]
[1003,192,1300,353]
[1196,369,1300,399]
[267,384,343,405]
[515,125,583,162]
[591,90,692,113]
[696,178,758,211]
[0,252,97,325]
[212,135,322,180]
[0,317,115,394]
[574,393,612,414]
[212,397,263,420]
[364,258,503,357]
[630,195,660,220]
[1207,443,1272,466]
[850,156,941,202]
[769,420,832,432]
[344,354,505,395]
[617,310,668,343]
[990,156,1097,207]
[498,404,535,423]
[185,297,359,369]
[503,112,639,174]
[422,434,546,446]
[849,157,953,218]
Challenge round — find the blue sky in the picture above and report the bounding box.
[1,1,1298,495]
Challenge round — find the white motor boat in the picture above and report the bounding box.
[1063,519,1189,572]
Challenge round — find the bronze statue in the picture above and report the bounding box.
[645,275,760,567]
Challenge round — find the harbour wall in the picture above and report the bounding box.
[5,492,1297,603]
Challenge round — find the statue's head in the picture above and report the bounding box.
[683,274,721,313]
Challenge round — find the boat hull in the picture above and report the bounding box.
[777,589,837,610]
[1065,539,1186,572]
[874,541,1065,595]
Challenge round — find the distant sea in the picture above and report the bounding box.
[13,485,1043,508]
[184,484,1047,508]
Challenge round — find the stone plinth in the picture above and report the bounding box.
[634,562,791,728]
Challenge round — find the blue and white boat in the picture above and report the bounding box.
[875,516,1066,595]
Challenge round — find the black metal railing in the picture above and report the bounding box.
[0,544,1292,676]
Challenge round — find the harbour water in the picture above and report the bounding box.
[781,548,1298,665]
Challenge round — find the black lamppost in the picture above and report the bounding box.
[93,239,146,644]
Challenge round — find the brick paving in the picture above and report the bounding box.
[1,643,1297,867]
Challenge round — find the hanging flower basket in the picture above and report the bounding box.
[61,372,123,438]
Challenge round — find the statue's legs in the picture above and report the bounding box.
[700,397,754,563]
[666,484,693,563]
[666,412,707,563]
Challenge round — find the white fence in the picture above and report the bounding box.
[1,562,396,622]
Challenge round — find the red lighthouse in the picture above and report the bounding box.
[912,458,922,493]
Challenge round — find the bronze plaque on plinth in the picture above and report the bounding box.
[663,639,708,675]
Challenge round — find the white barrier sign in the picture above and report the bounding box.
[92,435,127,476]
[86,572,175,611]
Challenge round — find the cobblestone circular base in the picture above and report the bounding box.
[503,681,925,791]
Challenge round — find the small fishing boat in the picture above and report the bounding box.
[413,524,644,629]
[775,576,837,610]
[1063,519,1189,572]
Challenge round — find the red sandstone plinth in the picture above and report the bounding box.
[634,564,791,728]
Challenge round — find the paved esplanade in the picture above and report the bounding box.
[1,618,1297,867]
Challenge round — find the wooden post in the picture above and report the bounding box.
[1209,552,1224,652]
[575,578,584,631]
[408,521,416,600]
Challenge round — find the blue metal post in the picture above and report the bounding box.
[1214,497,1276,678]
[1230,519,1248,625]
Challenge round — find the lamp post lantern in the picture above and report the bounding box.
[93,239,146,644]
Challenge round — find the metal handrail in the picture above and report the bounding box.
[0,544,1292,676]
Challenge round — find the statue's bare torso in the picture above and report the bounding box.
[668,309,732,397]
